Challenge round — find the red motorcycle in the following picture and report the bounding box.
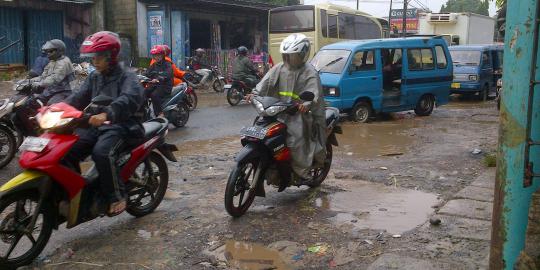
[0,96,177,268]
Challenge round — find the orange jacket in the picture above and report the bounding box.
[150,56,185,86]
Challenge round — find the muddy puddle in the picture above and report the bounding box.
[317,180,439,234]
[445,99,494,109]
[174,136,239,157]
[336,120,418,158]
[223,240,290,270]
[197,92,228,108]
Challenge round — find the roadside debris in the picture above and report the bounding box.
[430,217,442,226]
[379,167,388,170]
[471,148,482,155]
[307,243,329,255]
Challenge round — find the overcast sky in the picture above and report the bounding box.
[303,0,498,18]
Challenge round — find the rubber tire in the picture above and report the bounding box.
[170,102,190,128]
[187,92,198,111]
[414,94,435,116]
[227,87,242,106]
[213,79,225,93]
[0,191,54,269]
[350,101,372,123]
[480,84,489,101]
[126,152,169,217]
[0,124,17,169]
[224,159,260,217]
[308,143,333,188]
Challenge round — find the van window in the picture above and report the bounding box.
[328,15,338,38]
[407,48,435,70]
[351,50,376,71]
[435,46,448,69]
[482,51,491,68]
[321,10,327,37]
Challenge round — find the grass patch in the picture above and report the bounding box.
[484,153,497,167]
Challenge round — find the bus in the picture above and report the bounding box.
[268,3,383,64]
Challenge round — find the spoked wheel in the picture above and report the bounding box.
[213,79,225,93]
[227,88,243,106]
[307,143,333,188]
[126,152,169,217]
[186,91,198,111]
[0,125,17,169]
[170,102,190,128]
[224,158,262,217]
[0,191,54,269]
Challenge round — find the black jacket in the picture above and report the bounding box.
[145,60,173,95]
[66,65,144,126]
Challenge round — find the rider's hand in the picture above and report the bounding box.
[245,94,254,103]
[89,113,108,127]
[298,104,309,113]
[151,79,159,84]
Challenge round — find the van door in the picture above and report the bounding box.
[403,47,446,108]
[480,50,494,91]
[341,50,382,110]
[381,48,404,108]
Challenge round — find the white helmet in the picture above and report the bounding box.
[280,34,310,65]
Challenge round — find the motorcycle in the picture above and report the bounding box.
[0,79,43,169]
[224,91,342,217]
[184,58,225,92]
[225,74,261,106]
[0,97,177,268]
[138,75,191,127]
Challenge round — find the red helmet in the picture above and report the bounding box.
[162,45,171,55]
[150,45,166,55]
[80,31,121,64]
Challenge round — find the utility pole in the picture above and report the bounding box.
[388,0,393,37]
[356,0,359,10]
[402,0,407,37]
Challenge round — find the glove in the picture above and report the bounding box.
[30,83,43,93]
[25,97,44,110]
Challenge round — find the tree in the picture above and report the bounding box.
[440,0,489,16]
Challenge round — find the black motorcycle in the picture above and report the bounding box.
[224,91,342,217]
[225,74,261,106]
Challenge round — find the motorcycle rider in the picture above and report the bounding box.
[192,48,211,86]
[27,49,49,78]
[149,45,186,86]
[64,31,145,216]
[145,45,174,117]
[248,34,327,186]
[30,39,74,105]
[232,46,259,87]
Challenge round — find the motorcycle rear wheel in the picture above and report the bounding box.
[0,191,54,269]
[170,102,190,128]
[126,152,169,217]
[224,158,262,217]
[0,125,17,169]
[307,143,333,188]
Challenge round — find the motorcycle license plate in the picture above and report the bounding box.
[241,126,268,139]
[20,137,50,152]
[224,84,232,89]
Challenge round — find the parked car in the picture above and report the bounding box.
[312,37,453,122]
[449,44,504,100]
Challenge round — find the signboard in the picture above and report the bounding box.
[148,11,165,52]
[390,8,419,33]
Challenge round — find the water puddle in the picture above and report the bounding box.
[445,100,493,109]
[317,180,439,234]
[223,240,290,270]
[174,136,239,157]
[337,121,417,158]
[197,92,228,108]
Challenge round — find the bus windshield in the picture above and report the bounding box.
[270,7,315,33]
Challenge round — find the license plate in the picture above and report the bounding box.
[224,84,232,89]
[20,137,50,153]
[240,126,268,139]
[451,82,461,89]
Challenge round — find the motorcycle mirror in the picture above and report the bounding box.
[299,91,315,102]
[91,95,114,106]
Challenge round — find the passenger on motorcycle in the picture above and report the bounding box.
[29,39,74,105]
[149,45,186,86]
[27,48,49,78]
[248,34,327,182]
[192,48,212,86]
[145,45,174,117]
[232,46,260,88]
[64,31,145,216]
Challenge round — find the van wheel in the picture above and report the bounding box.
[350,101,372,123]
[414,95,435,116]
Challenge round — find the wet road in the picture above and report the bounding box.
[0,82,499,269]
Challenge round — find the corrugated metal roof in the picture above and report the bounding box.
[53,0,93,4]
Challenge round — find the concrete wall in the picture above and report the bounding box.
[137,2,148,58]
[104,0,139,61]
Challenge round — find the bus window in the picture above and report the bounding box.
[269,6,315,33]
[354,15,381,39]
[328,15,338,38]
[339,13,355,39]
[321,10,327,37]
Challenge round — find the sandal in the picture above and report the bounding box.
[107,199,127,217]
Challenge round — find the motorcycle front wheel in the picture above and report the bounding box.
[226,87,243,106]
[186,91,198,111]
[126,152,169,217]
[0,124,17,169]
[0,191,54,269]
[169,102,190,128]
[224,158,262,217]
[213,79,225,93]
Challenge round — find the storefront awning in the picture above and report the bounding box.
[196,0,279,10]
[143,0,280,11]
[53,0,93,4]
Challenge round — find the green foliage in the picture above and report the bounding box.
[440,0,489,16]
[484,153,497,167]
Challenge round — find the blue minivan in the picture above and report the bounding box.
[448,44,504,100]
[311,37,453,122]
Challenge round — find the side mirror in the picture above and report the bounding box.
[299,91,315,102]
[91,95,114,106]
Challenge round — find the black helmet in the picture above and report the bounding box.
[237,46,248,55]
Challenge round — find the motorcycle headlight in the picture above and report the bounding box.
[37,111,73,129]
[265,105,288,116]
[469,75,478,81]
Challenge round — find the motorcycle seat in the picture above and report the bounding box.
[325,107,340,127]
[142,118,168,139]
[171,84,186,97]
